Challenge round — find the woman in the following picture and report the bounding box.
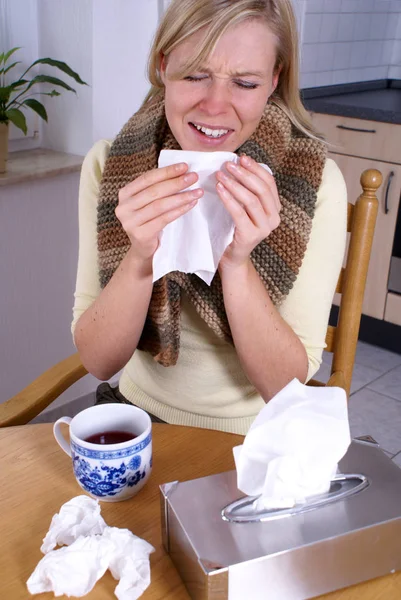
[72,0,347,434]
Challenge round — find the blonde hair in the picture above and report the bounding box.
[145,0,321,141]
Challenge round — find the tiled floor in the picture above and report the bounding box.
[315,341,401,466]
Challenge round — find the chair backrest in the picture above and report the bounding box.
[311,169,381,396]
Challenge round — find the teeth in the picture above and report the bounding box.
[194,124,229,138]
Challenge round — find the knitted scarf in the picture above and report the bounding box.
[97,94,326,366]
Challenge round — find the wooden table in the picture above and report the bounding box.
[1,423,401,600]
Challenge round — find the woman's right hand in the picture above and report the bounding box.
[115,163,203,261]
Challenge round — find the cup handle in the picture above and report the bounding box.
[53,417,72,457]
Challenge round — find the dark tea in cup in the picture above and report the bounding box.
[84,430,137,445]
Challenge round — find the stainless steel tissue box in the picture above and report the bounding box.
[160,439,401,600]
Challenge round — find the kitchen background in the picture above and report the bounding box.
[1,0,400,417]
[297,0,401,88]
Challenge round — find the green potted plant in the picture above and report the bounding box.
[0,47,87,173]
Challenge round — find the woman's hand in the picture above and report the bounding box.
[115,163,203,262]
[216,155,281,271]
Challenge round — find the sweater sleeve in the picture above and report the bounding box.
[277,157,348,381]
[71,139,112,341]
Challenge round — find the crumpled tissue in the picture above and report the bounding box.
[40,494,107,553]
[154,149,272,285]
[233,379,351,511]
[27,495,155,599]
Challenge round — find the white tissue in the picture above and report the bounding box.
[233,379,351,511]
[27,496,155,600]
[41,495,106,553]
[154,150,272,285]
[27,535,113,597]
[103,527,154,600]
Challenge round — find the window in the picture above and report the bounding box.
[1,0,39,146]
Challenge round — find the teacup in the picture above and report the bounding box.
[53,404,152,502]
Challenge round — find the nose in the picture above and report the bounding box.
[198,79,230,116]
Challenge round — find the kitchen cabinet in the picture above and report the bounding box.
[309,112,401,326]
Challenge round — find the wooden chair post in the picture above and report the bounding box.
[331,169,382,396]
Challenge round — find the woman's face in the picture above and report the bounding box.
[161,19,280,152]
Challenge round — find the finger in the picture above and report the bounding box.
[138,198,198,239]
[119,163,190,201]
[225,161,276,216]
[133,188,204,227]
[216,181,254,231]
[238,155,282,213]
[126,171,200,211]
[216,171,266,227]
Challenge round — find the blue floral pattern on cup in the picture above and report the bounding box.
[72,454,145,497]
[71,432,152,460]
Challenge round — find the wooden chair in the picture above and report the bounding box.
[309,169,381,394]
[0,169,381,428]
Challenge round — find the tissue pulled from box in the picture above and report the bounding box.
[233,379,351,511]
[27,495,155,600]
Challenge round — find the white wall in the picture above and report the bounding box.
[300,0,401,88]
[1,0,40,151]
[38,0,93,156]
[0,173,101,406]
[92,0,159,142]
[37,0,159,155]
[1,1,161,412]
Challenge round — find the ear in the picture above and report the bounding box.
[160,53,167,84]
[271,65,282,94]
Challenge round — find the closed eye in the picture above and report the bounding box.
[184,75,259,89]
[184,75,208,82]
[234,80,259,90]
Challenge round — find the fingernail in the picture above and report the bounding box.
[216,182,225,192]
[218,170,228,181]
[227,162,240,172]
[190,188,202,199]
[175,163,186,171]
[184,173,196,183]
[241,155,251,166]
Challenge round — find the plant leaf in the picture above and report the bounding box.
[1,61,22,76]
[0,87,12,104]
[2,47,21,65]
[5,108,27,134]
[0,52,4,65]
[9,79,29,90]
[25,74,77,94]
[24,89,61,98]
[26,58,88,85]
[22,98,48,121]
[0,81,29,108]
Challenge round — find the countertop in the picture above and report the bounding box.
[302,80,401,125]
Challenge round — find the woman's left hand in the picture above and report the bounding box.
[216,154,281,271]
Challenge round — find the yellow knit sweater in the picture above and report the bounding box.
[72,140,347,435]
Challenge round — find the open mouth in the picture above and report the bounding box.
[189,122,232,139]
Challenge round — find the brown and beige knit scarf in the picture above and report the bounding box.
[97,94,326,366]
